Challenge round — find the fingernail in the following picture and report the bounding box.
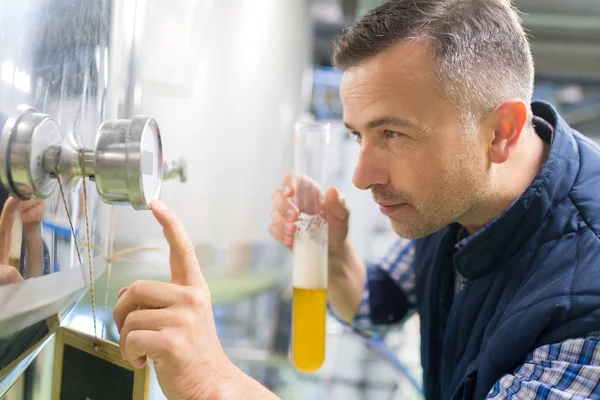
[284,186,292,196]
[152,200,168,210]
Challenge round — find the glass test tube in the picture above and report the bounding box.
[291,121,330,372]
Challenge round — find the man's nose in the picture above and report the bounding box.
[352,145,389,191]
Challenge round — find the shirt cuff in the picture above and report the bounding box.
[327,277,373,332]
[327,263,410,337]
[366,262,410,325]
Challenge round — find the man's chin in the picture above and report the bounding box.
[389,218,437,240]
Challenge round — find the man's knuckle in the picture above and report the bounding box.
[129,280,147,295]
[7,268,21,282]
[185,241,196,256]
[121,329,135,352]
[160,332,181,353]
[123,310,139,329]
[178,310,196,329]
[127,331,146,357]
[175,241,196,258]
[182,289,204,308]
[121,332,133,352]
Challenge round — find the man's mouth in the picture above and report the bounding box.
[375,201,408,216]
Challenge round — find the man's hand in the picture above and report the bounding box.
[269,172,366,323]
[114,201,277,400]
[269,172,351,263]
[0,197,21,265]
[0,264,24,285]
[19,200,44,238]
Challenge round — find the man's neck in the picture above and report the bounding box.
[462,128,550,234]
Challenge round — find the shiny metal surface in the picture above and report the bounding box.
[94,116,163,209]
[0,108,62,199]
[0,0,112,394]
[43,145,93,189]
[113,0,313,250]
[1,0,309,396]
[0,107,164,209]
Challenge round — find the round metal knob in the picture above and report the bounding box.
[0,107,63,200]
[94,117,163,210]
[0,107,164,210]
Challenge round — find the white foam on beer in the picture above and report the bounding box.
[292,213,328,289]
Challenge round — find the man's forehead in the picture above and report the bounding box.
[339,43,442,133]
[340,41,435,90]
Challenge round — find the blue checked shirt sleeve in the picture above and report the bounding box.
[329,238,417,337]
[486,334,600,399]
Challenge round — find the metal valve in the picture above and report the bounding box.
[0,106,164,210]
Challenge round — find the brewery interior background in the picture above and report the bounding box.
[2,0,600,399]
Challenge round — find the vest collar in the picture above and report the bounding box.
[453,101,580,279]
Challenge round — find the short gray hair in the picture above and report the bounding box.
[332,0,535,127]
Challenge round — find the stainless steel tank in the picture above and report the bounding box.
[0,0,312,396]
[111,0,313,262]
[0,1,111,394]
[0,0,167,395]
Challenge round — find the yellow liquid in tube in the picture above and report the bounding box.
[292,287,326,372]
[292,213,328,372]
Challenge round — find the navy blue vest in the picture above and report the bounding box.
[415,101,600,399]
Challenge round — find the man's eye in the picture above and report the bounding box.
[385,130,404,139]
[349,131,362,142]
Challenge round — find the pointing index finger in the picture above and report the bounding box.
[151,201,205,287]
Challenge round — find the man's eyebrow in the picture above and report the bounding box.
[344,116,417,131]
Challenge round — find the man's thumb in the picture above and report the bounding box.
[324,187,349,222]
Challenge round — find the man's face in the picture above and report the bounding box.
[340,42,491,239]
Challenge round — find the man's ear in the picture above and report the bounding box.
[487,99,528,164]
